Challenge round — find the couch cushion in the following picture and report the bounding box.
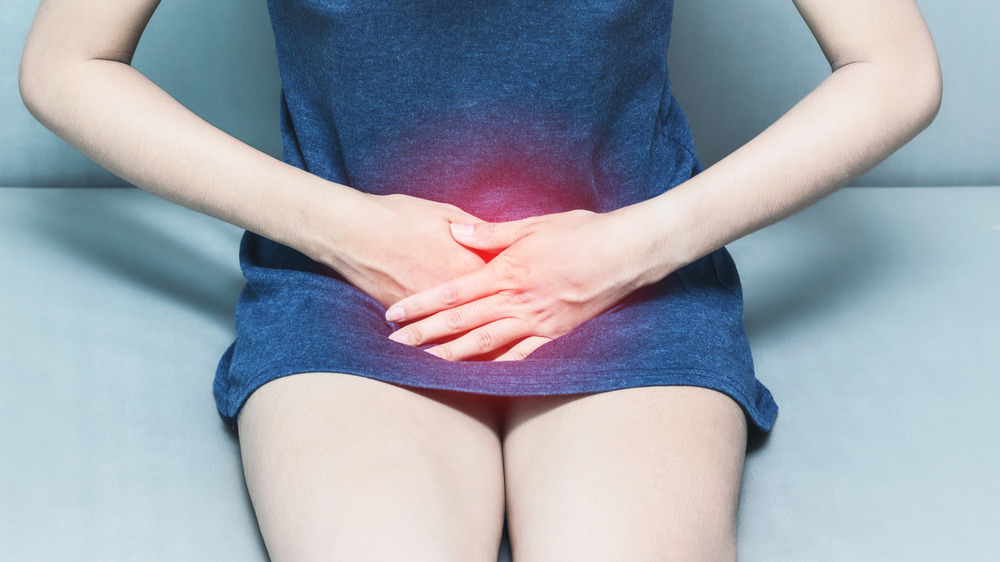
[1,186,997,560]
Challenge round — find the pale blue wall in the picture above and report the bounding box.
[669,0,1000,187]
[2,0,997,187]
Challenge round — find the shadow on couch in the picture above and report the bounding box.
[23,188,246,333]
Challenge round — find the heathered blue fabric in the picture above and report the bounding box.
[214,0,778,431]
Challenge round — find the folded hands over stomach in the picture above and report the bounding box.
[370,202,662,362]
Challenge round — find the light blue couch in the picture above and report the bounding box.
[3,186,997,560]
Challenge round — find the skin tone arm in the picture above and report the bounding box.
[19,0,487,309]
[386,0,943,361]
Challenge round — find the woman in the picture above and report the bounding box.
[19,0,940,560]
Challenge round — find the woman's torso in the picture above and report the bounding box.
[266,0,701,222]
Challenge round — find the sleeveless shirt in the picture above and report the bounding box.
[214,0,779,432]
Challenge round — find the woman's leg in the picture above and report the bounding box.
[238,372,507,562]
[501,385,747,562]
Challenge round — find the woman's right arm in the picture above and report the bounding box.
[18,0,486,307]
[18,0,351,257]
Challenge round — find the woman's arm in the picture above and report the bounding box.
[18,0,351,257]
[383,0,942,361]
[632,0,943,284]
[19,0,487,307]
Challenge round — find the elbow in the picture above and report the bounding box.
[18,51,44,120]
[18,47,83,132]
[18,46,61,124]
[921,65,943,131]
[18,29,83,125]
[907,55,943,134]
[898,42,944,136]
[840,54,943,144]
[846,37,945,139]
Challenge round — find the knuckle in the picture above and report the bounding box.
[474,329,496,353]
[479,222,496,240]
[407,325,424,345]
[493,258,527,287]
[432,345,453,361]
[445,308,464,331]
[441,283,461,306]
[504,290,534,308]
[550,322,572,337]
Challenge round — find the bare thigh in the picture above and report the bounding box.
[238,372,507,562]
[501,385,748,562]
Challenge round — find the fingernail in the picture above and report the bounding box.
[385,306,405,322]
[450,223,474,238]
[388,331,410,345]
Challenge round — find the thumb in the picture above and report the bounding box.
[450,218,532,251]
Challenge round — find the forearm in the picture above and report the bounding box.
[18,57,366,261]
[631,53,942,285]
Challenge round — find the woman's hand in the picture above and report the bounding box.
[316,193,489,308]
[383,208,667,361]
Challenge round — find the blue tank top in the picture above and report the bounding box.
[213,0,779,433]
[267,0,702,220]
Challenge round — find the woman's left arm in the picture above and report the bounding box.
[635,0,942,283]
[385,0,942,361]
